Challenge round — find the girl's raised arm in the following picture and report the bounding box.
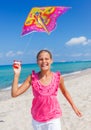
[11,62,31,97]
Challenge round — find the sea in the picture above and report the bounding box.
[0,61,91,90]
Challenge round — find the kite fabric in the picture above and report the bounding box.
[22,6,71,36]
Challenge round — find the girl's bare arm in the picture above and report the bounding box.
[11,75,31,97]
[59,76,82,117]
[11,63,31,97]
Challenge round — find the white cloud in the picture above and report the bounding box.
[6,51,15,57]
[6,50,23,57]
[16,51,23,55]
[66,36,91,46]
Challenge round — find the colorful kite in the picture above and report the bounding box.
[22,6,71,36]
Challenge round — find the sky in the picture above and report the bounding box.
[0,0,91,65]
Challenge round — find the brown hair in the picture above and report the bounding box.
[36,50,52,59]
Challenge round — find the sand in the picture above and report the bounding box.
[0,69,91,130]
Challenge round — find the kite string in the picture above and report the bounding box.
[20,34,34,62]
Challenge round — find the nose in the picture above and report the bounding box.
[42,59,46,62]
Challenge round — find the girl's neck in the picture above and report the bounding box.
[39,70,52,78]
[38,70,53,86]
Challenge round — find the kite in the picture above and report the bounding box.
[21,6,71,36]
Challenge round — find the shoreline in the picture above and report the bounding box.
[0,68,91,101]
[0,68,91,130]
[0,68,91,92]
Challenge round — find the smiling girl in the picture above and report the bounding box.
[12,49,82,130]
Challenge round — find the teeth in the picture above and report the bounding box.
[42,64,47,67]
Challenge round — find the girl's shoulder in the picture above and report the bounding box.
[31,70,39,81]
[52,71,62,84]
[53,71,61,77]
[53,71,63,83]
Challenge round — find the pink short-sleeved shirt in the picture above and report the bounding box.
[31,71,62,122]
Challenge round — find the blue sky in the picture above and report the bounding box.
[0,0,91,65]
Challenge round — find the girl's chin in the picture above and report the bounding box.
[41,67,49,71]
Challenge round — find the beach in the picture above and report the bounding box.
[0,69,91,130]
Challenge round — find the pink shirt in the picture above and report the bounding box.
[31,71,62,122]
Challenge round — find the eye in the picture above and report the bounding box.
[38,58,43,61]
[45,58,49,60]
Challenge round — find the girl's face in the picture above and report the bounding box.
[37,51,53,71]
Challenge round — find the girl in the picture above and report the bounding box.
[12,49,82,130]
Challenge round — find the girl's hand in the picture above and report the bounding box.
[13,61,21,75]
[75,109,82,117]
[72,106,82,117]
